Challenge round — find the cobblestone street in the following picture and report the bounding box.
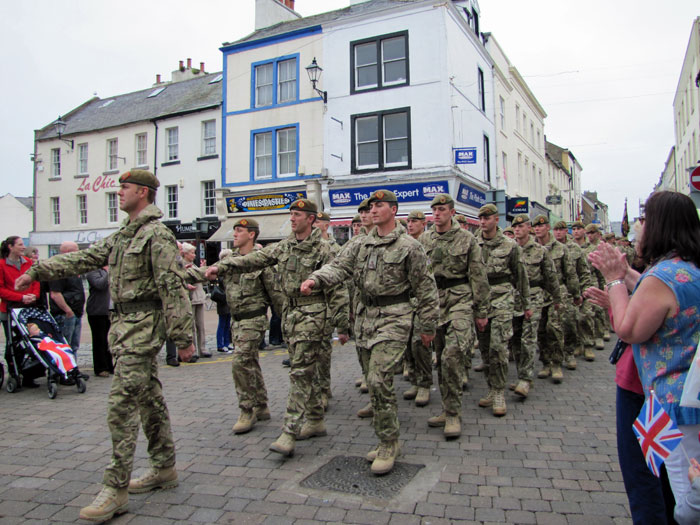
[0,315,631,524]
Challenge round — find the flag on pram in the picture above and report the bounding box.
[633,390,684,477]
[37,338,77,376]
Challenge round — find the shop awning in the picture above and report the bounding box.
[208,214,292,243]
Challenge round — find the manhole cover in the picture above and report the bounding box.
[300,455,424,498]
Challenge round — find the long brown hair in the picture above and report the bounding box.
[640,191,700,267]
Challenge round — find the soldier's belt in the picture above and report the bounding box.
[288,295,325,307]
[488,275,511,286]
[360,291,411,307]
[529,279,543,288]
[112,299,163,315]
[232,306,268,321]
[434,276,469,289]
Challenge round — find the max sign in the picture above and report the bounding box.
[77,175,119,193]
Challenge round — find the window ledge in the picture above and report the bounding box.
[74,174,89,179]
[134,165,150,171]
[103,170,120,176]
[48,177,62,181]
[161,160,181,167]
[197,154,219,161]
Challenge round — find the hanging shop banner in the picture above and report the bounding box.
[329,180,449,207]
[225,192,306,213]
[456,182,486,209]
[454,148,477,165]
[506,197,529,215]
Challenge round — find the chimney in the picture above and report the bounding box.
[282,0,294,9]
[255,0,301,30]
[187,58,192,69]
[179,60,184,71]
[200,62,205,73]
[156,74,161,84]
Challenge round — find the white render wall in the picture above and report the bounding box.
[0,194,33,242]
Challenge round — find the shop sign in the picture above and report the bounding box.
[226,192,306,213]
[454,148,477,164]
[77,175,119,193]
[329,181,449,207]
[456,183,486,208]
[507,197,529,215]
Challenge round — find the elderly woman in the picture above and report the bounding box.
[181,242,211,358]
[587,191,700,502]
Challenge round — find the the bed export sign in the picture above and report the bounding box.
[329,181,449,207]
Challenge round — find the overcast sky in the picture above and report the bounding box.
[1,0,697,222]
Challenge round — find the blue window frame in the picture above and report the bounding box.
[250,124,299,181]
[251,54,299,108]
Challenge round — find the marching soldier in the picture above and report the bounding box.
[301,190,439,475]
[403,210,433,407]
[206,199,349,457]
[475,204,530,416]
[215,218,282,434]
[532,215,581,383]
[421,195,489,437]
[353,199,373,399]
[553,221,594,365]
[510,214,561,398]
[16,170,195,523]
[583,224,607,349]
[455,214,470,230]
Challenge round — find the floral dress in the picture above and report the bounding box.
[633,257,700,425]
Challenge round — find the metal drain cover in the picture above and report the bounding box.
[300,455,424,498]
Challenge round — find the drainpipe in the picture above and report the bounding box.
[152,119,159,176]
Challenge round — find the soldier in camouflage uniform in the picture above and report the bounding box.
[403,210,433,408]
[421,195,489,438]
[17,170,195,523]
[206,199,348,457]
[553,221,594,366]
[353,199,373,400]
[510,214,562,398]
[584,224,607,349]
[301,190,439,475]
[475,204,530,416]
[571,221,599,358]
[532,215,581,383]
[315,211,343,410]
[214,218,282,435]
[455,214,469,230]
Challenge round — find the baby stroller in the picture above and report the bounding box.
[5,307,87,399]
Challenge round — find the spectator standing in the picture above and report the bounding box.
[181,243,211,358]
[24,246,49,309]
[0,236,40,387]
[214,249,233,353]
[86,266,114,377]
[49,241,85,358]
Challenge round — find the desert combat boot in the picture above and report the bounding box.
[415,387,430,406]
[79,485,128,522]
[443,415,461,438]
[297,419,327,440]
[232,410,257,434]
[269,432,296,456]
[128,466,178,494]
[371,440,400,475]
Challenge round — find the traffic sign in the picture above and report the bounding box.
[691,166,700,192]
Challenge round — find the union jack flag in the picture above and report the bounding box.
[633,391,684,477]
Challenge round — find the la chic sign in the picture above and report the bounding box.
[77,175,119,193]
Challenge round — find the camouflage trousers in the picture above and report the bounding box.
[435,315,473,415]
[282,339,325,435]
[404,316,433,389]
[477,312,513,390]
[365,340,406,442]
[315,327,334,397]
[593,303,608,338]
[103,354,175,488]
[561,300,579,358]
[578,301,596,348]
[538,304,564,366]
[231,317,268,412]
[511,307,542,382]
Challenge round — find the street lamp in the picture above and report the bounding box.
[305,57,327,103]
[54,116,74,149]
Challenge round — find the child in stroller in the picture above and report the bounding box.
[5,307,87,398]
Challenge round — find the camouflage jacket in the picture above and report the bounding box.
[310,220,439,349]
[517,238,562,310]
[582,239,605,288]
[217,247,283,319]
[476,228,530,315]
[26,204,193,351]
[214,228,348,341]
[540,235,580,299]
[420,219,490,321]
[565,238,593,291]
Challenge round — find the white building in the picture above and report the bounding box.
[484,33,549,220]
[655,146,678,192]
[0,194,33,243]
[216,0,496,242]
[32,61,223,261]
[544,140,582,222]
[672,16,699,194]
